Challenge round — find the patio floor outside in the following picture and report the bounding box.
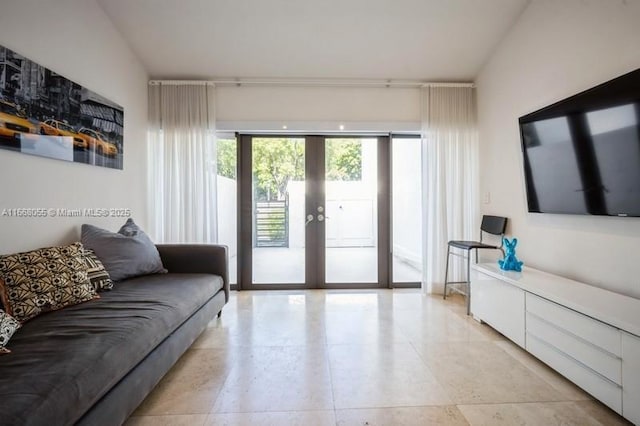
[228,247,421,285]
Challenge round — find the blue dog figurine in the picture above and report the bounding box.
[498,237,523,272]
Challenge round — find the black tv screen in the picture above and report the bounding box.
[519,68,640,217]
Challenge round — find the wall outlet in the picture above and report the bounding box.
[483,192,491,204]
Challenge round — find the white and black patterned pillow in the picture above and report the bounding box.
[0,242,98,322]
[82,249,113,292]
[0,309,20,354]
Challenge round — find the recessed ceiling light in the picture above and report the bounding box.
[339,124,345,130]
[282,125,287,129]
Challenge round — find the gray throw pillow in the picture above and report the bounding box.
[81,219,167,282]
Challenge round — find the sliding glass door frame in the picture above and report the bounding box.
[236,133,390,290]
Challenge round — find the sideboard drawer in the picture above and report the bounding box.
[526,293,621,357]
[471,269,525,347]
[527,312,621,385]
[527,333,622,414]
[622,332,640,425]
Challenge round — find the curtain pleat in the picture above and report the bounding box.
[421,86,479,294]
[148,83,217,243]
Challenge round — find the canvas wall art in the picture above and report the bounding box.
[0,44,123,169]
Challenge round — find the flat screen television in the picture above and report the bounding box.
[519,68,640,217]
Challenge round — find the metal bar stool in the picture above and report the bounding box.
[443,215,508,315]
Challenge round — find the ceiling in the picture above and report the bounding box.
[97,0,530,81]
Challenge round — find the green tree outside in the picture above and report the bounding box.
[252,138,305,200]
[216,137,363,201]
[325,139,362,181]
[217,138,236,179]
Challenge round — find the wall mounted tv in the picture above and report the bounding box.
[519,68,640,217]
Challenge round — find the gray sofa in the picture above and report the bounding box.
[0,244,229,426]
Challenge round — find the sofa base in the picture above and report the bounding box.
[77,291,226,426]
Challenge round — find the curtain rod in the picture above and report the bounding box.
[149,80,215,86]
[148,78,475,88]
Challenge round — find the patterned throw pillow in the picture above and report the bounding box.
[0,242,98,323]
[0,309,20,354]
[82,249,113,291]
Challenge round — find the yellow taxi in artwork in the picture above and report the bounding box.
[78,127,118,157]
[0,100,37,140]
[39,119,87,150]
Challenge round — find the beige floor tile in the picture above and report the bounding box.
[329,343,453,408]
[127,290,626,426]
[335,406,470,426]
[387,291,446,311]
[192,325,237,349]
[574,400,632,425]
[196,308,327,348]
[134,349,232,415]
[393,308,501,343]
[233,290,330,314]
[465,317,507,341]
[325,310,408,344]
[441,293,474,318]
[323,290,391,312]
[124,414,207,426]
[392,289,460,312]
[415,341,565,404]
[205,410,336,426]
[458,401,630,426]
[212,345,333,413]
[493,339,592,401]
[192,311,243,349]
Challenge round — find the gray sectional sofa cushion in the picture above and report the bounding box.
[0,244,228,426]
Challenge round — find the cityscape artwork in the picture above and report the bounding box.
[0,44,124,169]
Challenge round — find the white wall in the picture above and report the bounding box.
[477,0,640,298]
[216,86,421,132]
[0,0,148,253]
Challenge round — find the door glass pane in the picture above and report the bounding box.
[216,135,237,285]
[392,136,423,282]
[325,138,378,283]
[252,137,305,284]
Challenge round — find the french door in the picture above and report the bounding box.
[238,135,390,289]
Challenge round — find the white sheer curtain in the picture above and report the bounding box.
[421,86,479,294]
[148,82,218,243]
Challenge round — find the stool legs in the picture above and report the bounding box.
[466,251,471,315]
[443,246,472,315]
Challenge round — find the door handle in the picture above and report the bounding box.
[305,214,314,226]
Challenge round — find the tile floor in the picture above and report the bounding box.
[125,290,630,426]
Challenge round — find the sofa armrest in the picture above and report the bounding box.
[156,244,229,303]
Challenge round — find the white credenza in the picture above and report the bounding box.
[471,263,640,424]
